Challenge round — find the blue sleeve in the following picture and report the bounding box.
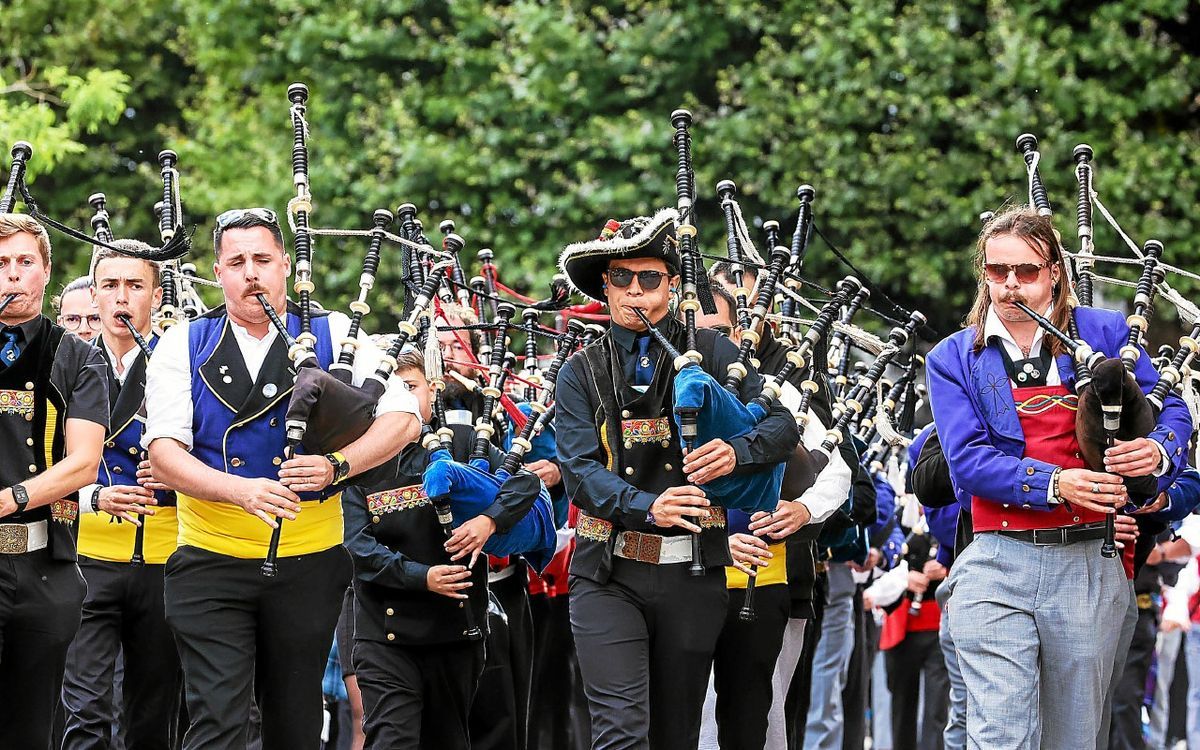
[1153,467,1200,523]
[342,486,430,591]
[1127,341,1193,492]
[555,359,656,528]
[927,340,1058,511]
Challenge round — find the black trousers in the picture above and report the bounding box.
[884,629,949,750]
[62,557,182,750]
[786,571,825,750]
[163,544,351,750]
[841,587,871,750]
[0,547,87,748]
[570,559,728,750]
[528,592,590,750]
[353,637,484,749]
[1108,604,1157,750]
[712,584,790,750]
[471,568,535,750]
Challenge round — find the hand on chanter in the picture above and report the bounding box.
[1056,469,1127,513]
[728,533,772,575]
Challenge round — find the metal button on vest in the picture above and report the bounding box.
[660,440,670,448]
[24,413,32,421]
[1021,484,1030,492]
[385,607,394,616]
[372,516,381,524]
[458,602,465,608]
[624,467,634,476]
[1073,516,1080,523]
[1002,504,1009,509]
[128,447,138,455]
[1001,520,1009,527]
[624,441,633,450]
[272,457,282,466]
[1026,467,1035,475]
[270,418,278,427]
[1169,431,1176,441]
[28,464,37,473]
[24,382,33,390]
[386,633,395,641]
[106,441,115,449]
[621,410,631,419]
[230,458,244,468]
[664,463,672,471]
[25,438,33,447]
[112,466,122,474]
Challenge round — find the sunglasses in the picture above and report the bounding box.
[982,262,1049,284]
[61,313,102,331]
[607,267,667,291]
[215,207,278,229]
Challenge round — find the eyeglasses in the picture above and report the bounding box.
[61,314,102,332]
[215,207,278,229]
[607,267,667,291]
[982,262,1049,284]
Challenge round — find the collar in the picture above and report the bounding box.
[983,304,1050,355]
[0,314,46,343]
[101,337,143,382]
[228,316,279,347]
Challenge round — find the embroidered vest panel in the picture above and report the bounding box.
[972,384,1103,532]
[0,319,75,560]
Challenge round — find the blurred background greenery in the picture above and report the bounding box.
[2,0,1197,340]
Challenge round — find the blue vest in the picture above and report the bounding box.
[187,308,336,502]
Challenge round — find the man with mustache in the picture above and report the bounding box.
[0,214,108,747]
[926,206,1192,749]
[61,241,181,749]
[555,210,800,750]
[143,208,420,749]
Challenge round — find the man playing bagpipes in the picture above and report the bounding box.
[61,241,182,748]
[555,209,800,750]
[0,214,109,748]
[143,208,421,749]
[343,347,536,749]
[927,206,1193,749]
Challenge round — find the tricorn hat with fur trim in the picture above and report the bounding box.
[558,208,681,303]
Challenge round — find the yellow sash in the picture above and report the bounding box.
[175,492,343,559]
[78,506,179,565]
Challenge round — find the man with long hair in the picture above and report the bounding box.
[926,206,1192,748]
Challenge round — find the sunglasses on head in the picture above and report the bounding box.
[983,262,1049,284]
[607,267,667,291]
[215,207,278,229]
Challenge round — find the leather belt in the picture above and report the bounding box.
[0,519,48,554]
[614,531,692,565]
[992,522,1108,547]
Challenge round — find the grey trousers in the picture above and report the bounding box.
[1097,580,1139,750]
[936,583,967,750]
[947,533,1127,750]
[1147,627,1183,749]
[802,563,856,750]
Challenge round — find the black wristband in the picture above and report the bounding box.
[11,483,30,512]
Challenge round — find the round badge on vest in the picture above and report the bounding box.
[263,383,278,398]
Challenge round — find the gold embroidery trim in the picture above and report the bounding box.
[367,485,429,515]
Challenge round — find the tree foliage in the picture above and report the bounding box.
[2,0,1197,337]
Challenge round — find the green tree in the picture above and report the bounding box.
[3,0,1197,338]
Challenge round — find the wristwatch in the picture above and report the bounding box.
[10,483,30,513]
[325,452,351,485]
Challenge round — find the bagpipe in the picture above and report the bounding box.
[1006,133,1195,557]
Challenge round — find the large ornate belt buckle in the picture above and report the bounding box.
[635,533,662,564]
[0,524,29,554]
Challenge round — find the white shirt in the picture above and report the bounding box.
[982,305,1061,387]
[779,380,853,523]
[142,310,418,451]
[102,339,143,386]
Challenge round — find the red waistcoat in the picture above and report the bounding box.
[972,384,1106,532]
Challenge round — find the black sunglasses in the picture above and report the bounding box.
[215,207,278,229]
[607,267,667,291]
[983,262,1049,284]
